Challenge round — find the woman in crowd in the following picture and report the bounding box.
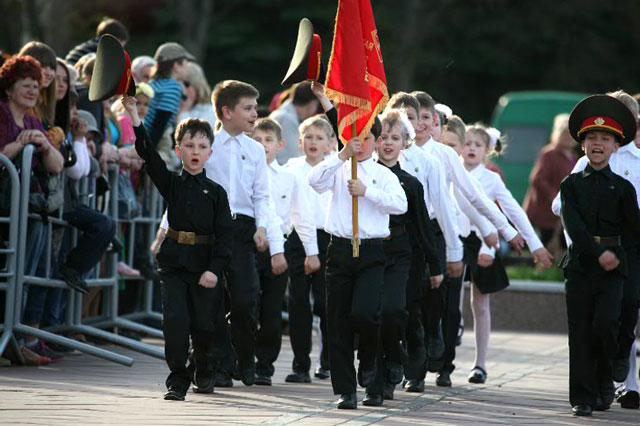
[176,62,215,126]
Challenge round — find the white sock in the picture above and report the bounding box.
[623,340,638,392]
[471,283,490,371]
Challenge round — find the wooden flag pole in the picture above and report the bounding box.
[351,122,360,257]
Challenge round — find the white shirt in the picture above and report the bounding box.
[400,143,463,262]
[285,157,332,231]
[204,127,271,228]
[266,160,318,256]
[470,164,543,256]
[551,143,640,246]
[420,138,517,241]
[65,138,91,180]
[308,155,408,239]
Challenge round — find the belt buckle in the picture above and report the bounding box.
[594,236,601,244]
[178,231,196,245]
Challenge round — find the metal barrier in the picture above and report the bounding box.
[86,170,164,339]
[0,154,21,359]
[11,145,163,365]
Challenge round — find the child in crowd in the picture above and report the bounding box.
[308,118,408,410]
[251,117,319,385]
[284,114,335,383]
[126,95,233,401]
[461,124,553,385]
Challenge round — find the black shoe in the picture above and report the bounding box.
[336,393,357,409]
[404,379,424,393]
[383,383,395,400]
[254,374,272,386]
[363,393,383,407]
[436,370,452,387]
[285,371,311,383]
[239,364,256,386]
[214,370,233,388]
[571,405,592,416]
[108,236,123,253]
[386,361,404,385]
[314,367,330,380]
[192,372,214,394]
[613,357,631,383]
[56,265,89,294]
[618,390,640,409]
[468,366,487,384]
[164,387,187,401]
[358,360,376,388]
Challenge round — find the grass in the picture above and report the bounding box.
[506,264,564,282]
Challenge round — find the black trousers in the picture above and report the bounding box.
[565,269,623,407]
[616,247,640,362]
[367,233,412,394]
[255,247,289,377]
[159,269,221,391]
[404,220,449,380]
[326,237,385,395]
[213,216,260,369]
[287,229,330,374]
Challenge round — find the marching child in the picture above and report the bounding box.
[461,124,553,386]
[308,118,407,410]
[251,117,319,385]
[557,94,640,415]
[362,108,443,406]
[125,96,232,401]
[283,113,335,383]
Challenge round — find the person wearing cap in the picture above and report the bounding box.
[143,42,194,151]
[551,91,640,410]
[558,94,640,416]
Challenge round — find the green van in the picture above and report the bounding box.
[490,91,587,203]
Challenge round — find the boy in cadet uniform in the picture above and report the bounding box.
[125,96,232,401]
[283,114,335,383]
[308,117,408,410]
[362,108,444,407]
[559,94,640,416]
[251,117,319,385]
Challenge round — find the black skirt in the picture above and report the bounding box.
[462,232,510,295]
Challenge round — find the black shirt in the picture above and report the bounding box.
[134,125,232,276]
[559,163,640,275]
[381,161,441,276]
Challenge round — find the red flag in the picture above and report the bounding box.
[325,0,389,144]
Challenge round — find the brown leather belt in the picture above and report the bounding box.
[166,227,215,245]
[384,225,407,240]
[594,235,621,246]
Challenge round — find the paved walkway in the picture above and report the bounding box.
[1,331,638,425]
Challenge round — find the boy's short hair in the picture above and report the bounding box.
[410,90,436,113]
[388,92,420,115]
[211,80,260,121]
[174,118,214,146]
[291,81,316,106]
[253,117,282,141]
[97,18,129,43]
[299,115,333,140]
[607,89,640,117]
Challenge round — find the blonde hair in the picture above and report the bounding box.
[467,122,505,156]
[299,115,333,140]
[443,115,466,145]
[185,62,212,105]
[549,113,569,145]
[607,89,639,117]
[380,108,413,143]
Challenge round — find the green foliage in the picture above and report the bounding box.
[506,265,564,282]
